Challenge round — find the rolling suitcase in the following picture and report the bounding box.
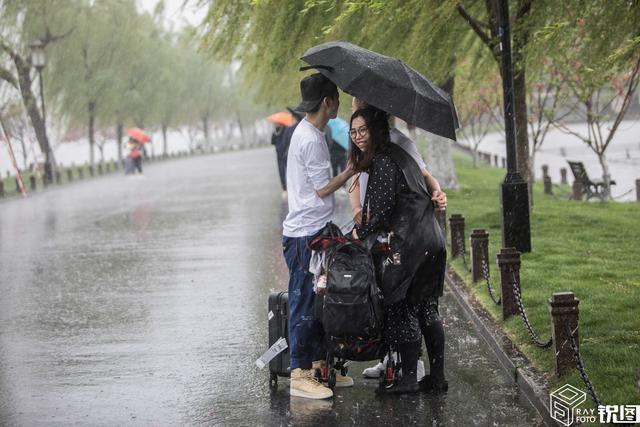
[268,291,289,389]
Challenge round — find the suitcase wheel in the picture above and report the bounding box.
[269,373,278,390]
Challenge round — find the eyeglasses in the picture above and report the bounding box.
[349,125,369,139]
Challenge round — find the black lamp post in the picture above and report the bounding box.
[497,0,531,252]
[30,39,54,185]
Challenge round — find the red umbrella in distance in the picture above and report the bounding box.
[127,127,151,143]
[266,112,294,127]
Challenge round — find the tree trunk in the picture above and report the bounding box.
[202,117,210,145]
[116,122,123,162]
[423,74,458,189]
[236,119,245,144]
[162,124,168,156]
[19,131,28,171]
[88,101,96,166]
[14,57,49,159]
[597,152,611,201]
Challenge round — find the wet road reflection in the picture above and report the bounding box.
[0,148,541,425]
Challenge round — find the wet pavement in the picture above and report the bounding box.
[0,148,542,426]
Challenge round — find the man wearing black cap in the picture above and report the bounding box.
[282,73,354,399]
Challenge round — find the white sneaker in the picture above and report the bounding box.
[417,360,426,381]
[362,361,385,378]
[363,353,396,378]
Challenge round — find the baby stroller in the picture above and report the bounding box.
[309,222,401,390]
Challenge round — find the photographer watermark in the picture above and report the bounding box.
[550,384,640,425]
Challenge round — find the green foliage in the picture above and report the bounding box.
[449,152,640,408]
[201,0,469,107]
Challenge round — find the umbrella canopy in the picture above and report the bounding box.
[327,117,349,150]
[301,41,459,141]
[127,127,151,143]
[266,111,294,127]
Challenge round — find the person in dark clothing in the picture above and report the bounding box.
[350,106,447,395]
[325,126,347,177]
[271,125,286,191]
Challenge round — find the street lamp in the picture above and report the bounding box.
[497,0,531,252]
[30,39,54,185]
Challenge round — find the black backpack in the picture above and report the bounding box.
[321,241,384,339]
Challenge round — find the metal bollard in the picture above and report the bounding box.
[470,229,489,282]
[435,207,446,235]
[88,165,94,177]
[542,164,549,177]
[572,181,583,200]
[636,179,640,202]
[548,292,579,377]
[0,180,4,197]
[560,168,567,185]
[78,166,84,179]
[15,177,20,192]
[494,155,499,167]
[543,175,553,195]
[501,158,506,169]
[497,247,520,320]
[30,175,36,191]
[67,168,73,182]
[449,214,465,258]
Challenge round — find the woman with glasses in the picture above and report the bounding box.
[349,106,447,395]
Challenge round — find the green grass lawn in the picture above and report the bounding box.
[447,152,640,408]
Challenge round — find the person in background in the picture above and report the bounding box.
[271,124,286,192]
[276,108,304,198]
[125,137,144,175]
[325,125,347,177]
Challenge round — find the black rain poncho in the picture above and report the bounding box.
[359,143,446,306]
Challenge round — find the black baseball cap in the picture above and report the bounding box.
[295,73,338,112]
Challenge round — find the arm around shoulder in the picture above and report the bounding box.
[316,166,355,199]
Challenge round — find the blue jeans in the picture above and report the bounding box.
[282,235,324,369]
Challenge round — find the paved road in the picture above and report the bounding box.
[0,148,542,426]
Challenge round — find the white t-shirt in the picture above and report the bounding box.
[283,118,334,237]
[358,128,426,205]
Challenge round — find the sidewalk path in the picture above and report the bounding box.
[0,148,541,425]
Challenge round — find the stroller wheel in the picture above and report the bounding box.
[328,370,337,389]
[269,373,278,390]
[378,370,386,390]
[386,357,396,385]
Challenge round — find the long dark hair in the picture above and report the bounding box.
[348,107,390,173]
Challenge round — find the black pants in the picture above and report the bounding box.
[416,296,445,380]
[385,299,422,346]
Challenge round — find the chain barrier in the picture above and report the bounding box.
[481,257,501,305]
[509,269,552,349]
[455,231,471,272]
[563,323,603,408]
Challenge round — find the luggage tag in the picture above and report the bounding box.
[255,337,288,369]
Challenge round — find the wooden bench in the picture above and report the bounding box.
[567,161,616,200]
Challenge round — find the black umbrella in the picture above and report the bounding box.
[301,41,459,141]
